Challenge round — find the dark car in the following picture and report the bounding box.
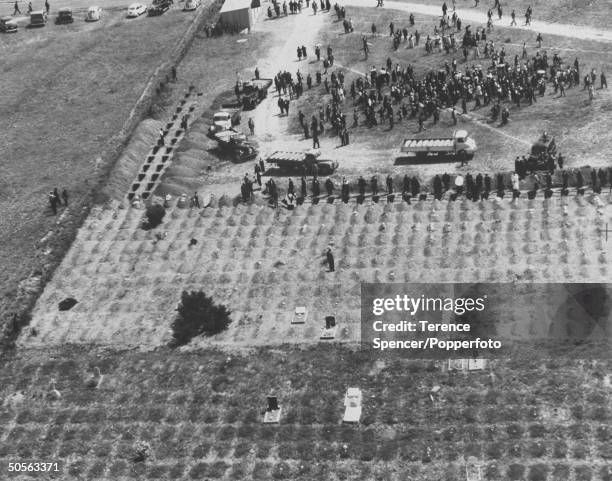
[55,7,74,24]
[0,16,18,32]
[148,0,170,15]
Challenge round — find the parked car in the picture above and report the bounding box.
[29,10,47,27]
[147,0,170,15]
[55,7,74,23]
[184,0,200,10]
[127,3,146,17]
[85,6,102,21]
[0,16,18,32]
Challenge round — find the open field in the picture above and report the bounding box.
[1,346,612,480]
[0,1,203,336]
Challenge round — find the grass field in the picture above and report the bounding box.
[0,3,202,337]
[1,346,611,480]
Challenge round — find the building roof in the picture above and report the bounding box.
[219,0,251,13]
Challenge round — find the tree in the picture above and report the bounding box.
[143,203,165,229]
[170,290,231,346]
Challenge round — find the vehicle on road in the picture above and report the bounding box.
[55,7,74,23]
[29,10,47,27]
[85,6,102,21]
[184,0,200,10]
[266,150,338,176]
[526,132,557,172]
[127,3,147,16]
[0,16,18,32]
[241,79,273,110]
[214,128,258,162]
[208,110,241,136]
[399,129,477,163]
[148,0,171,15]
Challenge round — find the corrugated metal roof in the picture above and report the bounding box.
[220,0,252,13]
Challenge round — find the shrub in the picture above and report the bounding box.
[144,203,166,229]
[170,290,231,346]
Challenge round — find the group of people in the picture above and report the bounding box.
[48,188,68,215]
[12,0,49,15]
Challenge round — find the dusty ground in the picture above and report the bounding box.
[156,5,612,205]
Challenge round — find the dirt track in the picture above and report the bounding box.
[347,0,612,43]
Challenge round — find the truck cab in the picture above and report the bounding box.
[452,130,477,156]
[208,110,241,135]
[29,10,48,27]
[55,7,74,23]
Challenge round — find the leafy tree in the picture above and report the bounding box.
[170,291,231,346]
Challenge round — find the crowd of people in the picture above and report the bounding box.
[237,160,612,208]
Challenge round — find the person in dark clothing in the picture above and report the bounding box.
[326,248,335,272]
[49,192,57,215]
[288,178,295,196]
[301,176,307,198]
[325,178,334,196]
[171,66,177,82]
[371,175,378,196]
[358,176,366,196]
[13,1,20,15]
[61,189,68,206]
[386,175,393,194]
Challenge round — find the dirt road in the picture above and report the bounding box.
[344,0,612,43]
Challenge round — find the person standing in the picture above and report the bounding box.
[326,248,335,272]
[61,189,68,206]
[49,192,57,215]
[248,118,255,135]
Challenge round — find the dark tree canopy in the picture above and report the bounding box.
[170,290,231,346]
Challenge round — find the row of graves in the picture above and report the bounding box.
[262,356,488,480]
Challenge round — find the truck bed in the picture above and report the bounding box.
[267,151,316,163]
[401,138,454,152]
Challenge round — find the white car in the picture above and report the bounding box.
[85,6,102,21]
[127,3,146,16]
[184,0,200,10]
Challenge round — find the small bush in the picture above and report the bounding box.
[144,203,166,229]
[170,290,231,346]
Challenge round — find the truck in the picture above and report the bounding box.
[266,150,339,176]
[55,7,74,23]
[208,109,241,136]
[399,129,477,163]
[214,128,257,162]
[241,78,273,110]
[29,10,48,27]
[526,132,557,172]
